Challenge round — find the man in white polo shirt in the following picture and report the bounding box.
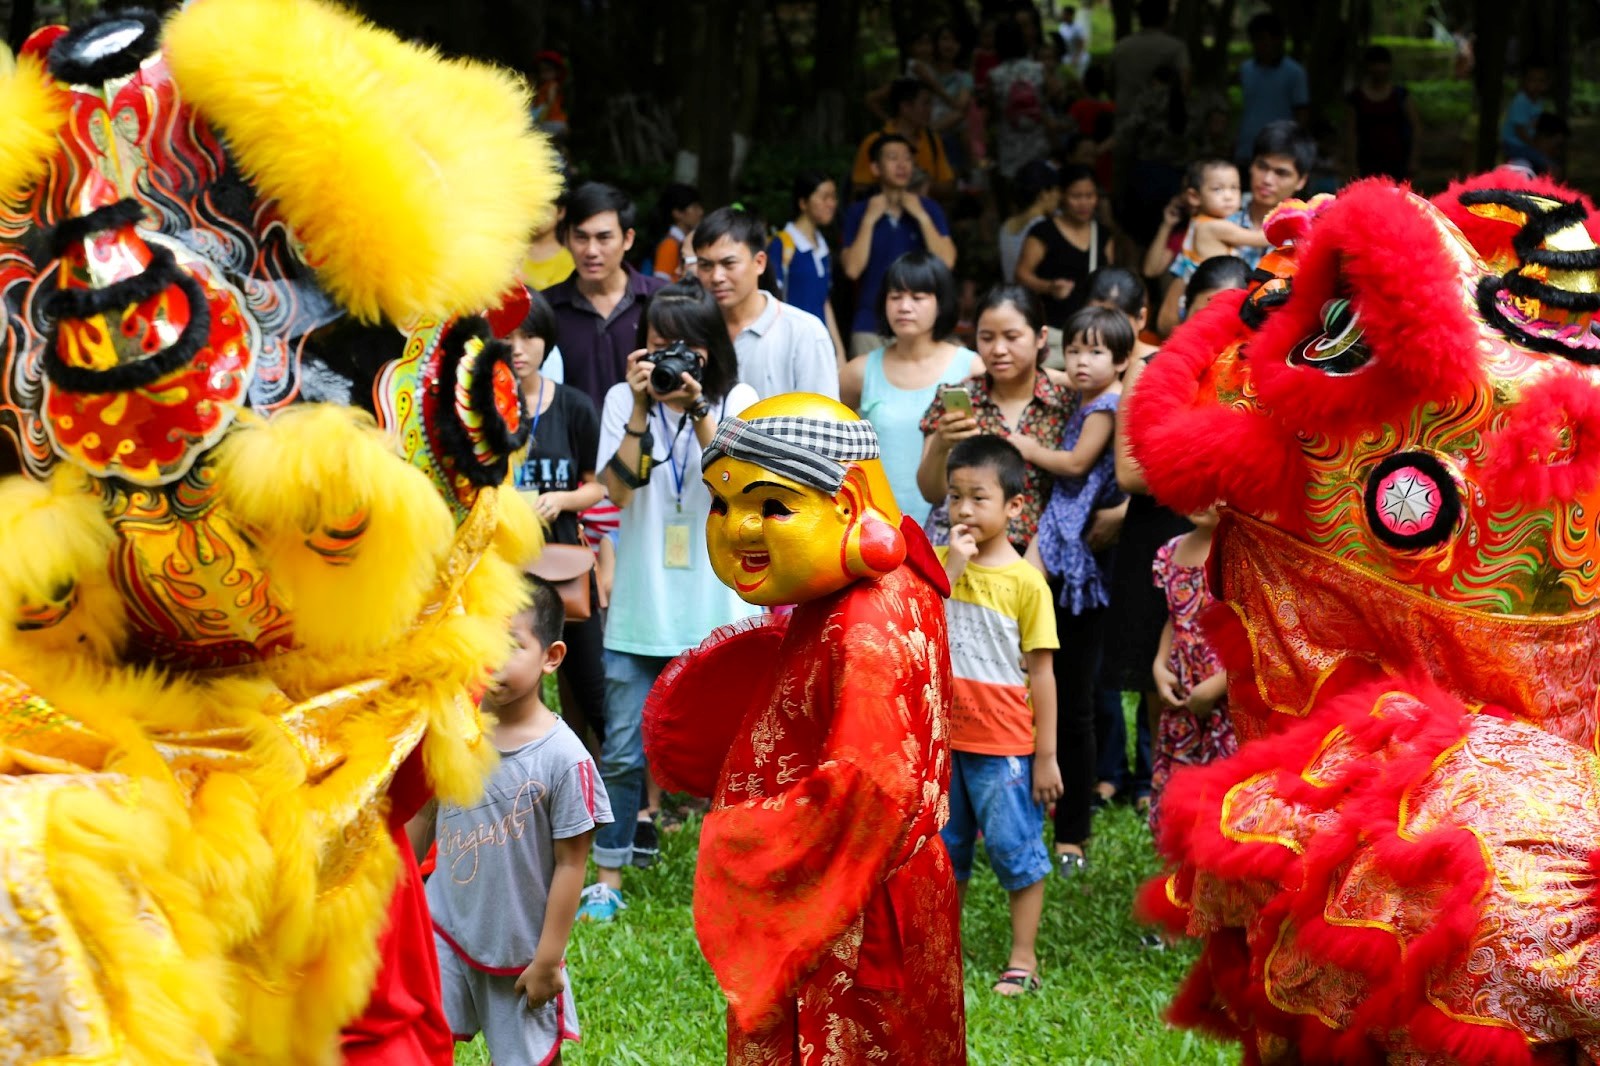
[693,207,839,401]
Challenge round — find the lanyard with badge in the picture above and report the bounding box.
[657,402,694,569]
[515,379,549,497]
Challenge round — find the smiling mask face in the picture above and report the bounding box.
[704,456,856,606]
[700,393,905,607]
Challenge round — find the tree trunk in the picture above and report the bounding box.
[8,0,35,51]
[730,0,764,188]
[1173,0,1204,65]
[1305,0,1350,114]
[806,0,864,146]
[1201,0,1240,86]
[1473,0,1510,170]
[681,0,738,200]
[1110,0,1135,39]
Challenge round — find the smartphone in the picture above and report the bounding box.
[939,385,973,418]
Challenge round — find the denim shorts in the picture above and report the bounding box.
[941,750,1053,892]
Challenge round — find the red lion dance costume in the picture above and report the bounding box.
[0,3,557,1062]
[644,394,966,1064]
[1129,172,1600,1064]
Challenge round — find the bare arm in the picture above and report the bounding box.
[546,473,605,517]
[840,352,869,412]
[1012,409,1115,478]
[841,198,885,280]
[1014,234,1053,297]
[515,829,594,1008]
[916,410,977,504]
[1026,648,1062,805]
[1155,275,1186,337]
[1152,618,1180,706]
[598,395,652,509]
[1185,669,1229,714]
[1143,212,1180,277]
[905,197,956,268]
[824,301,847,371]
[404,798,438,863]
[1115,352,1151,494]
[1194,219,1270,260]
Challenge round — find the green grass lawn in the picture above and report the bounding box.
[453,803,1232,1066]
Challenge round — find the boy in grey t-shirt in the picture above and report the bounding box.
[419,578,612,1065]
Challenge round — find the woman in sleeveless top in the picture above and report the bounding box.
[1016,164,1115,364]
[840,251,980,523]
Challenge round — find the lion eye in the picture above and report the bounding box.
[1290,298,1372,375]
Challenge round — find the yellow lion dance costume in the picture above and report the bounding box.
[0,2,559,1062]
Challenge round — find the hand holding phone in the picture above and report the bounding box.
[939,385,973,419]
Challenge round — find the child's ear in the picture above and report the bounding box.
[543,639,568,673]
[1006,494,1026,518]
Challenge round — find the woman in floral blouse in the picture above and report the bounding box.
[916,284,1074,551]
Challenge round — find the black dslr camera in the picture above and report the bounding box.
[645,339,702,395]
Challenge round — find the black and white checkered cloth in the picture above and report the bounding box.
[702,415,880,493]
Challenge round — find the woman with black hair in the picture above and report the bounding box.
[1084,265,1159,362]
[840,251,981,524]
[509,288,607,750]
[581,280,760,923]
[1016,164,1115,365]
[767,170,845,360]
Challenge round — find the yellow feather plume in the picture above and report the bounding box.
[0,54,64,204]
[162,0,562,325]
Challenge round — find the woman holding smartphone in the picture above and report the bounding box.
[914,284,1075,552]
[840,251,980,524]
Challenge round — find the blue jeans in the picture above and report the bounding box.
[941,751,1053,892]
[594,650,670,870]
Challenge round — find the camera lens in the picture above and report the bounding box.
[649,361,682,394]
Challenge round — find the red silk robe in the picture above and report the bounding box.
[648,539,967,1065]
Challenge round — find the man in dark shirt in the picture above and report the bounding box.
[544,183,667,410]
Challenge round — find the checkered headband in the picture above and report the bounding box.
[702,415,881,493]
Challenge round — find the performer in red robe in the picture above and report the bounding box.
[645,393,967,1064]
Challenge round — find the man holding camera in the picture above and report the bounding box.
[693,207,840,401]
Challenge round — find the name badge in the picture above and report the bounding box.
[664,520,692,570]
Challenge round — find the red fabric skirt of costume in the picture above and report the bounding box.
[648,557,967,1065]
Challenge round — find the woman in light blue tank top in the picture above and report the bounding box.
[840,252,977,524]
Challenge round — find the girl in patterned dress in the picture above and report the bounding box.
[1149,507,1237,832]
[1023,305,1131,876]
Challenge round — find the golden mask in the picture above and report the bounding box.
[701,393,903,606]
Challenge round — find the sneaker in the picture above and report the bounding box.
[576,882,625,923]
[632,819,660,869]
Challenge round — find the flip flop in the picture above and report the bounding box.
[993,968,1042,996]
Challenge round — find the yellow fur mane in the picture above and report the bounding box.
[0,54,65,204]
[163,0,561,325]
